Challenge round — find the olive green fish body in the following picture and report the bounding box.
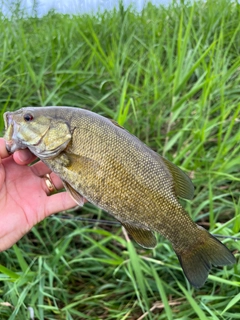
[4,106,236,288]
[36,109,195,248]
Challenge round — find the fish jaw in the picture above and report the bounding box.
[4,112,28,153]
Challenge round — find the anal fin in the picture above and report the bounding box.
[122,222,157,249]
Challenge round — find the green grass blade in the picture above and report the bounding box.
[177,283,209,320]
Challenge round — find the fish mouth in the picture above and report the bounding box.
[3,112,27,154]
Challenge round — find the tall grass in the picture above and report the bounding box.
[0,0,239,319]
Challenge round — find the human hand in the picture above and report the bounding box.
[0,138,77,251]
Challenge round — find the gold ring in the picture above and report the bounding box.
[44,174,56,193]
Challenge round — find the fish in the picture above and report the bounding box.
[3,106,236,288]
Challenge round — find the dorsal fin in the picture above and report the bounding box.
[109,119,126,130]
[162,157,194,200]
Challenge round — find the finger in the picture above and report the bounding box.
[30,162,64,190]
[13,149,36,165]
[30,161,51,176]
[31,162,65,192]
[0,138,10,159]
[50,173,65,190]
[41,173,65,194]
[44,192,78,217]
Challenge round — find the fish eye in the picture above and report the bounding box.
[23,113,34,122]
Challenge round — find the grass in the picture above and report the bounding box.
[0,0,240,318]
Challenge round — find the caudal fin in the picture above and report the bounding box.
[175,226,236,288]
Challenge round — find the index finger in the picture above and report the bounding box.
[13,149,36,165]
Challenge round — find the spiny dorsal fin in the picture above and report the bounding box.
[62,179,86,206]
[162,157,194,200]
[121,222,157,249]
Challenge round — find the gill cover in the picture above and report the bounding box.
[29,118,72,159]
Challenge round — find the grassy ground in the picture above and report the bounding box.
[0,0,240,319]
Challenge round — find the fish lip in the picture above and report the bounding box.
[5,141,22,154]
[3,112,11,129]
[5,137,27,154]
[5,140,14,153]
[4,112,14,153]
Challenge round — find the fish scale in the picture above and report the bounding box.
[3,106,236,288]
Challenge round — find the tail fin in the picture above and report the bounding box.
[174,226,236,288]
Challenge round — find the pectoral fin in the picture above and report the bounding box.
[62,179,86,206]
[122,222,157,249]
[65,152,100,172]
[162,157,194,200]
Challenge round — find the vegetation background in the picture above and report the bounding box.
[0,0,239,319]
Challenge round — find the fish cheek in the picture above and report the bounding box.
[19,125,46,145]
[15,115,51,145]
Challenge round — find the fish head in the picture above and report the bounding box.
[4,107,72,159]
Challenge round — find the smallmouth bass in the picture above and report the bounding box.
[3,106,236,288]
